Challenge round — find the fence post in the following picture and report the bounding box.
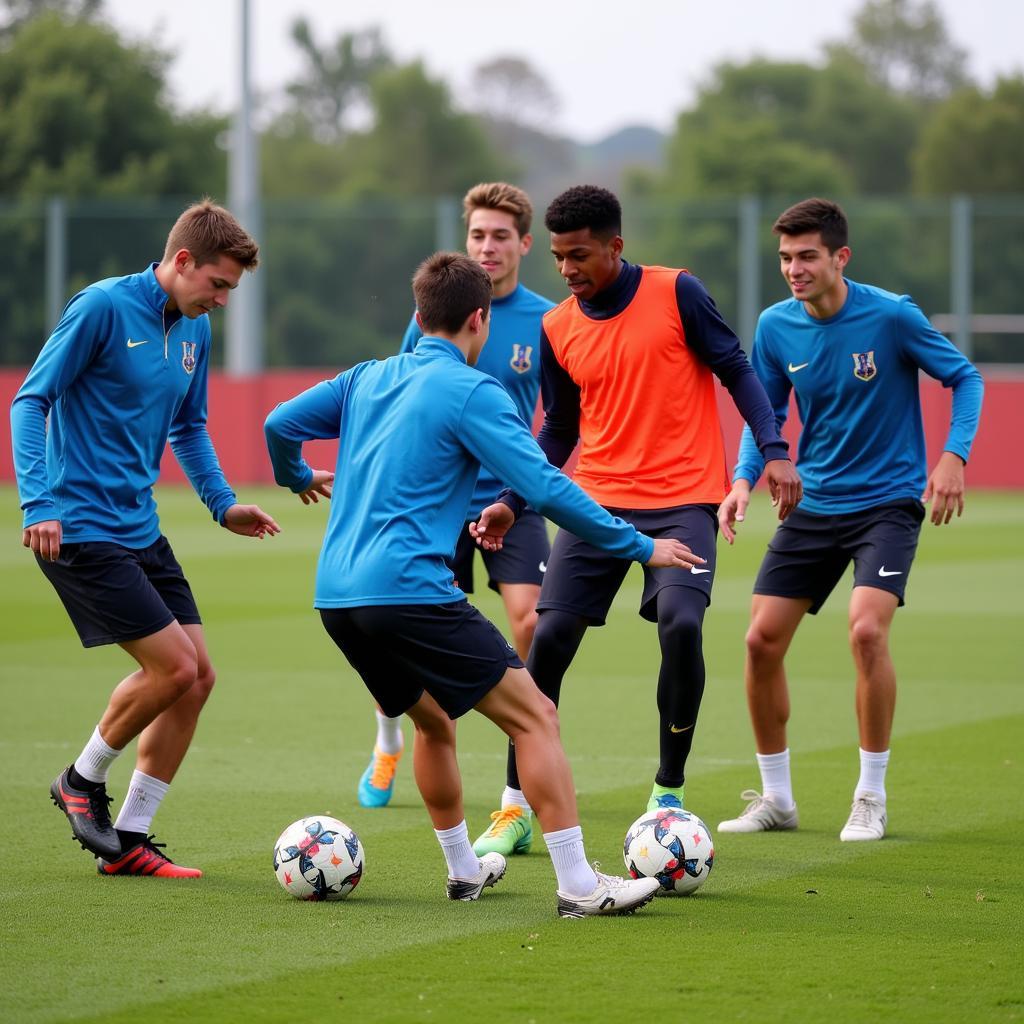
[435,197,459,253]
[45,196,67,331]
[738,195,761,353]
[951,195,973,358]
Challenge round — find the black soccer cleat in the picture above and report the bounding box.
[50,766,121,861]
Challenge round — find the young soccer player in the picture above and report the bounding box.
[357,182,555,811]
[265,251,701,917]
[471,185,802,854]
[717,197,984,841]
[12,199,278,877]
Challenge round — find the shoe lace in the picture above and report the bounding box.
[846,797,880,829]
[485,806,523,836]
[369,751,400,789]
[140,835,174,863]
[739,789,770,815]
[88,788,114,828]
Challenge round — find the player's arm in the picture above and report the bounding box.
[721,316,795,543]
[264,373,350,497]
[398,312,422,354]
[492,326,580,522]
[10,289,110,560]
[897,298,985,525]
[462,380,704,570]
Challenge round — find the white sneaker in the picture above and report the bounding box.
[717,790,799,833]
[446,852,507,900]
[839,794,887,841]
[556,872,660,918]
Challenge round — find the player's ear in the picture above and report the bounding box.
[173,248,194,274]
[519,232,533,257]
[414,309,424,331]
[609,235,624,260]
[835,246,851,270]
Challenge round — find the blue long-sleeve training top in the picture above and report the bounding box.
[10,264,236,546]
[734,278,984,515]
[400,282,554,517]
[264,337,654,609]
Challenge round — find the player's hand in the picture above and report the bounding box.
[646,538,705,570]
[718,480,752,545]
[297,470,334,505]
[469,502,515,552]
[23,519,62,562]
[922,451,965,525]
[223,503,281,539]
[764,459,802,522]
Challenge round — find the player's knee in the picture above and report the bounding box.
[849,616,887,658]
[658,607,702,651]
[512,608,538,652]
[745,622,783,663]
[188,661,216,704]
[161,648,200,698]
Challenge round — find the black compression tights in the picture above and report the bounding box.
[505,585,708,791]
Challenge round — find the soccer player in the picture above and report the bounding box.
[12,200,278,878]
[264,251,700,917]
[470,185,802,857]
[357,183,555,812]
[716,197,984,841]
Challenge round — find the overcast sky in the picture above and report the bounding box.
[102,0,1022,142]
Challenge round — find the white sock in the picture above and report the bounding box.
[855,748,890,803]
[375,710,404,756]
[500,786,532,817]
[434,821,480,880]
[756,749,794,810]
[544,825,598,896]
[74,725,122,784]
[114,770,170,834]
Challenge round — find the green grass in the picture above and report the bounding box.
[1,485,1022,1023]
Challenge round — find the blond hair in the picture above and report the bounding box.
[462,182,533,237]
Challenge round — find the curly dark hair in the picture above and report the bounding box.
[544,185,622,239]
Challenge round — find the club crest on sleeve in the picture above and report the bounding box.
[510,343,533,374]
[852,351,877,381]
[181,340,197,374]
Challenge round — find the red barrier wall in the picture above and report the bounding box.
[2,367,1021,490]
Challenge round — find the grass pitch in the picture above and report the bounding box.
[1,485,1021,1023]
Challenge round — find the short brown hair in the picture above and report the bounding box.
[462,182,533,237]
[772,198,848,253]
[412,252,492,335]
[163,198,260,270]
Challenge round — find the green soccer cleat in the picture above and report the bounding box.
[472,806,532,857]
[646,784,684,812]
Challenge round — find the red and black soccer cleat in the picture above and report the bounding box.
[97,835,203,878]
[50,766,121,861]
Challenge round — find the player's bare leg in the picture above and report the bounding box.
[840,586,900,841]
[476,667,659,916]
[497,582,541,661]
[405,690,504,900]
[133,623,215,783]
[719,595,809,834]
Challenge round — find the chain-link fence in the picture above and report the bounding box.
[2,194,1021,368]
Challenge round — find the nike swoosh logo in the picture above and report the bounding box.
[669,724,694,733]
[539,561,547,573]
[690,567,711,575]
[126,339,150,348]
[788,362,809,372]
[878,567,903,577]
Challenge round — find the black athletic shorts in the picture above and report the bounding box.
[448,509,550,594]
[36,535,201,648]
[319,601,524,719]
[753,499,926,614]
[536,504,719,625]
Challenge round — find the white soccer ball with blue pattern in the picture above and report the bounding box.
[623,808,714,896]
[273,815,364,901]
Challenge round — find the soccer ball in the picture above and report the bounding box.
[273,815,364,901]
[623,808,714,896]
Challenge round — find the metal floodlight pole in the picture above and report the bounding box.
[226,0,263,376]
